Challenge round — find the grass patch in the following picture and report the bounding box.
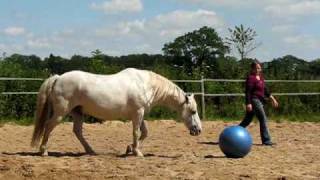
[0,117,34,126]
[204,113,320,123]
[269,114,320,123]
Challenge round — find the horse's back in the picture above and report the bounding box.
[50,69,154,119]
[59,68,150,84]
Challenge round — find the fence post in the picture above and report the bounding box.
[201,75,205,120]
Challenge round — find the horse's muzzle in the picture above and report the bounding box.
[190,126,201,136]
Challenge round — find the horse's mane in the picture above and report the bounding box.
[148,71,186,106]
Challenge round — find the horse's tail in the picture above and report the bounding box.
[31,75,59,147]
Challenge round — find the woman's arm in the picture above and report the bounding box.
[270,95,279,108]
[264,86,278,108]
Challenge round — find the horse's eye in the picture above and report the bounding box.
[191,111,196,115]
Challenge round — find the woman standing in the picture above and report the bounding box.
[239,60,278,146]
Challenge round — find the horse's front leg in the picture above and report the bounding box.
[139,120,148,145]
[126,109,144,157]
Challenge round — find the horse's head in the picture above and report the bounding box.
[181,94,202,136]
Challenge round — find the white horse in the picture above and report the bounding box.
[31,68,202,157]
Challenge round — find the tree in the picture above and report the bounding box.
[91,49,103,58]
[89,49,107,73]
[310,59,320,79]
[45,54,67,74]
[0,52,6,61]
[162,26,229,75]
[226,24,261,60]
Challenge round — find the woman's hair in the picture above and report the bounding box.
[249,59,264,78]
[251,59,261,70]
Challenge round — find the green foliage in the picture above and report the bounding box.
[163,26,229,75]
[0,26,319,123]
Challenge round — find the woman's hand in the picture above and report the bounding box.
[246,104,253,112]
[270,96,279,108]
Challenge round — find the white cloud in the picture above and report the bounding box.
[265,1,320,17]
[176,0,320,20]
[155,9,225,40]
[3,26,26,36]
[27,38,51,49]
[284,34,320,49]
[95,20,146,37]
[96,9,224,38]
[91,0,143,14]
[176,0,250,6]
[271,24,295,33]
[175,0,295,8]
[119,20,146,35]
[94,9,225,54]
[5,29,91,58]
[0,43,5,50]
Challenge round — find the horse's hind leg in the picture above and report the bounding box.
[40,95,70,156]
[40,115,62,156]
[71,109,95,154]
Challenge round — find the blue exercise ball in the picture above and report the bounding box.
[219,125,252,158]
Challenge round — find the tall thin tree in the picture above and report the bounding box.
[226,24,261,60]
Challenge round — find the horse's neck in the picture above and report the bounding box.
[151,79,185,111]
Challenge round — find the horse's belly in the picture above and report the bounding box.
[81,102,129,120]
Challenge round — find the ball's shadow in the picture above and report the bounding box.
[204,154,226,158]
[198,141,219,145]
[198,141,226,158]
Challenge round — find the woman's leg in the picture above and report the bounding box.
[239,109,255,128]
[252,99,272,144]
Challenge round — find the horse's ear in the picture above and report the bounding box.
[185,94,190,104]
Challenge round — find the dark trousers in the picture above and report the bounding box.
[239,98,271,144]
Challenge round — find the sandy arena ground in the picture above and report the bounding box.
[0,120,319,180]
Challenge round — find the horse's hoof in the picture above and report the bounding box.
[40,146,48,156]
[41,151,48,156]
[133,150,144,157]
[126,145,133,154]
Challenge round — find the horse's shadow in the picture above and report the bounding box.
[116,153,183,159]
[2,151,88,157]
[1,141,236,159]
[2,151,184,159]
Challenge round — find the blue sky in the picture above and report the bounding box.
[1,0,320,61]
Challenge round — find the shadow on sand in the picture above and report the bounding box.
[2,151,186,159]
[198,141,219,145]
[2,151,89,157]
[116,153,183,159]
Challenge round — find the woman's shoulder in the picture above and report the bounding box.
[246,74,255,80]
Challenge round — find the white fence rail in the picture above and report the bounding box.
[172,77,320,119]
[1,77,320,119]
[0,77,44,81]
